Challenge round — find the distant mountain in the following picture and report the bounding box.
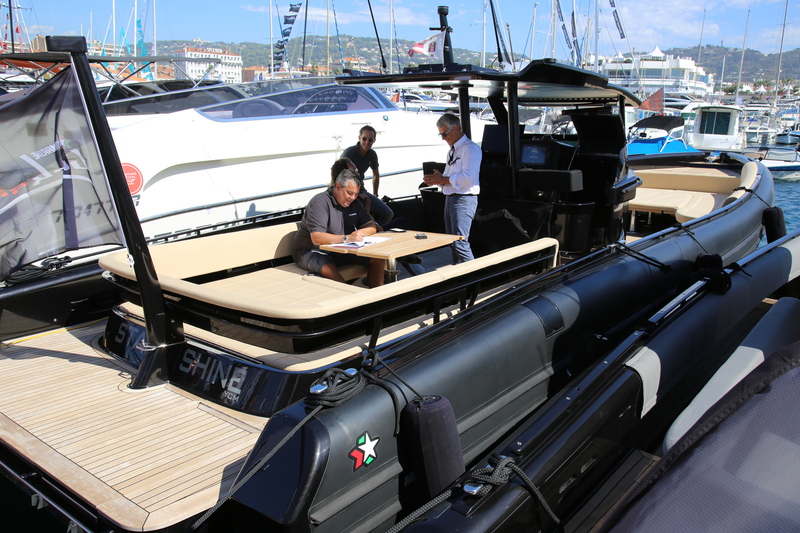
[663,45,800,85]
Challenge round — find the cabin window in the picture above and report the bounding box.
[697,111,732,135]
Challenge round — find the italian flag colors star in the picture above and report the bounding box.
[349,431,379,471]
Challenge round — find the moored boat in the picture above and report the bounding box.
[0,28,783,533]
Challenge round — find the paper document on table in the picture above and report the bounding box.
[328,236,390,249]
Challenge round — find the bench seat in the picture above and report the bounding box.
[629,162,757,223]
[101,230,559,322]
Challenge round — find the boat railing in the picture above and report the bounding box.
[139,166,426,239]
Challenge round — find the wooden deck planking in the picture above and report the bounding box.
[0,322,266,531]
[69,415,216,465]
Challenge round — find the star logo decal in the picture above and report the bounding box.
[348,431,380,471]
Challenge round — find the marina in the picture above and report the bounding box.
[3,2,800,531]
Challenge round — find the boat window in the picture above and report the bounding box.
[197,85,388,120]
[697,111,732,136]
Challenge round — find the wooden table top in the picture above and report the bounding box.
[320,230,463,261]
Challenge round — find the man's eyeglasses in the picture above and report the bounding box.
[438,126,454,138]
[360,137,375,143]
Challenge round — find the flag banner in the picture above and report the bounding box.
[284,14,297,25]
[289,3,302,13]
[562,24,572,49]
[609,0,616,6]
[0,67,123,280]
[556,0,565,22]
[407,32,445,62]
[573,39,581,64]
[136,19,153,80]
[273,51,285,60]
[275,39,287,50]
[282,27,292,38]
[613,10,625,39]
[639,88,664,112]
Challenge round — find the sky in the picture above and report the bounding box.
[7,0,800,63]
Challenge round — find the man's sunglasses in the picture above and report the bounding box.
[438,126,454,138]
[360,137,375,143]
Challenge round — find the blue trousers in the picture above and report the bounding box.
[361,191,394,227]
[444,194,477,263]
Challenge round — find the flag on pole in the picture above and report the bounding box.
[407,32,445,62]
[639,88,664,113]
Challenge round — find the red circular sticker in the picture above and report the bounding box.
[121,163,144,195]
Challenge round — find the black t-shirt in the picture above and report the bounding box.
[342,144,379,181]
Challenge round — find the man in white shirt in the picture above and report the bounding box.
[422,113,482,263]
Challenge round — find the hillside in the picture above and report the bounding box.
[662,45,800,85]
[153,35,487,74]
[150,37,800,85]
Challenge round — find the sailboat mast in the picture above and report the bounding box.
[735,10,749,103]
[134,0,138,56]
[594,0,599,71]
[773,0,789,109]
[153,0,157,78]
[482,0,487,68]
[550,0,556,58]
[531,2,537,63]
[269,0,274,77]
[9,0,14,53]
[694,9,705,96]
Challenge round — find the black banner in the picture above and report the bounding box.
[613,10,625,39]
[0,68,122,280]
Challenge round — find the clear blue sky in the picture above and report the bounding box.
[10,0,800,61]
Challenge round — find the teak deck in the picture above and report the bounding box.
[0,322,266,531]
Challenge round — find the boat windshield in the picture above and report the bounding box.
[102,77,337,116]
[197,84,392,120]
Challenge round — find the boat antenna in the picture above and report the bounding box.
[432,6,456,65]
[366,0,388,72]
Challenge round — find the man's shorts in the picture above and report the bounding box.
[294,249,371,275]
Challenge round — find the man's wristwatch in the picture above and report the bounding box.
[342,235,348,243]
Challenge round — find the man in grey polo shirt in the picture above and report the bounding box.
[292,170,386,287]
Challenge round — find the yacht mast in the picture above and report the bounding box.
[734,10,749,104]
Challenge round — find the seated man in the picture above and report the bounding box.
[293,169,386,288]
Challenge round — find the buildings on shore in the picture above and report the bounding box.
[594,46,713,99]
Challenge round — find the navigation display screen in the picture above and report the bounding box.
[521,144,550,166]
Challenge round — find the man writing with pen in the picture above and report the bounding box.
[292,169,386,288]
